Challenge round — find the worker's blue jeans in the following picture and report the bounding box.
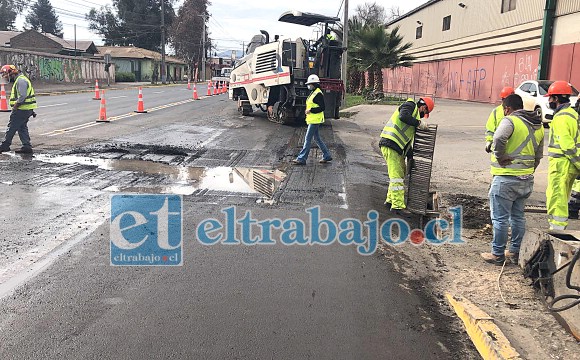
[488,175,534,256]
[296,123,332,163]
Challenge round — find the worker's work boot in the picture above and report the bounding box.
[504,251,519,265]
[480,252,506,265]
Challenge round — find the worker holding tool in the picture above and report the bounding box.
[481,94,544,265]
[0,64,37,154]
[545,81,580,230]
[485,86,515,153]
[379,96,434,214]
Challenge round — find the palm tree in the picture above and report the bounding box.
[350,25,414,93]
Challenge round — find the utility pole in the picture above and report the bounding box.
[74,24,77,57]
[341,0,348,92]
[161,0,166,84]
[197,13,208,81]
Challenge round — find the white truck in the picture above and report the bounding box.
[211,67,233,85]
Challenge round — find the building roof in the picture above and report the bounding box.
[385,0,441,27]
[96,46,186,64]
[44,33,96,52]
[0,31,21,47]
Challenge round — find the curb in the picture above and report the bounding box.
[446,293,522,360]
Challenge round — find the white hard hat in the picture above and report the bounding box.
[306,74,320,84]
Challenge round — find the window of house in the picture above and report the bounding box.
[442,16,451,31]
[416,26,423,39]
[501,0,517,13]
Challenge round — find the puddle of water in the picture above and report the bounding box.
[33,154,286,197]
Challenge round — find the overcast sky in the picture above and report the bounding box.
[15,0,428,53]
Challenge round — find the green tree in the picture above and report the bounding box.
[169,0,209,79]
[350,25,414,92]
[0,0,27,31]
[25,0,63,37]
[86,0,176,51]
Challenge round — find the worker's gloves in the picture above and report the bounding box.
[417,120,429,131]
[485,141,493,153]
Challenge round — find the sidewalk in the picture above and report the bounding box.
[333,101,580,360]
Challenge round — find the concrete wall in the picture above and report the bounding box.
[0,47,109,84]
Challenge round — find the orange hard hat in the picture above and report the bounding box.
[545,81,573,97]
[420,97,435,113]
[0,64,17,75]
[499,86,514,99]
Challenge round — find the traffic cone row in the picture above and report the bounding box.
[0,84,10,112]
[93,81,220,122]
[96,90,108,122]
[93,79,101,100]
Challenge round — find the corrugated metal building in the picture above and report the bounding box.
[384,0,580,102]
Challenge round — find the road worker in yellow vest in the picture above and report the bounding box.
[481,94,544,265]
[379,96,434,214]
[485,86,515,153]
[545,81,580,230]
[568,97,580,219]
[292,74,332,165]
[0,64,37,154]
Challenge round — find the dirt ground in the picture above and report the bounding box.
[336,101,580,360]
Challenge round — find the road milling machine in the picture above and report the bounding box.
[229,10,345,124]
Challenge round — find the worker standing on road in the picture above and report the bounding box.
[485,86,515,153]
[0,64,37,154]
[546,81,580,230]
[481,94,544,265]
[292,74,333,165]
[379,96,434,214]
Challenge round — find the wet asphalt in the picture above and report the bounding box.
[0,87,475,359]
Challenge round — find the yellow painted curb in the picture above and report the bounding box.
[446,293,522,360]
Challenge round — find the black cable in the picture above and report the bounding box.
[548,249,580,312]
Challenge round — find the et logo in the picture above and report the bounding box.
[110,194,182,266]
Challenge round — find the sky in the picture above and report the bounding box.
[15,0,428,53]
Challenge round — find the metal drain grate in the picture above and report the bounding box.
[406,124,438,215]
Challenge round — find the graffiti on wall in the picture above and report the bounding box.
[39,58,64,81]
[382,48,548,103]
[0,49,107,84]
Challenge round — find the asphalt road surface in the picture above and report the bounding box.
[0,86,476,359]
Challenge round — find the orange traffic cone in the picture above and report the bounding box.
[93,79,101,100]
[187,79,191,90]
[213,81,218,95]
[0,84,10,112]
[221,82,226,94]
[193,83,199,100]
[207,81,212,96]
[96,90,108,122]
[134,87,147,113]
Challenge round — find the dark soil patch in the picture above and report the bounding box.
[440,193,490,229]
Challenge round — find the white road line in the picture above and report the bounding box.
[153,91,165,94]
[108,95,128,99]
[42,98,196,136]
[37,103,68,108]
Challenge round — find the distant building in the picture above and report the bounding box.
[9,30,98,57]
[96,46,187,82]
[384,0,580,103]
[0,31,21,48]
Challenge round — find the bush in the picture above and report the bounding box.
[115,72,136,82]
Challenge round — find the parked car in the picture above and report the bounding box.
[515,80,579,127]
